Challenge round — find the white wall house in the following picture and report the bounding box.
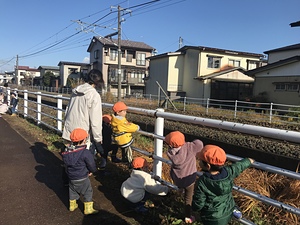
[246,43,300,105]
[146,46,265,101]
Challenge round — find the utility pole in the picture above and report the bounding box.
[109,5,131,101]
[117,5,122,101]
[16,55,19,85]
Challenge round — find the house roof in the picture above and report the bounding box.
[87,36,155,52]
[146,52,183,60]
[290,21,300,27]
[17,66,39,72]
[195,67,247,80]
[37,66,59,70]
[245,55,300,76]
[57,61,90,67]
[264,43,300,54]
[177,45,264,58]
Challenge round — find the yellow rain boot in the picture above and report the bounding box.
[84,202,99,215]
[69,199,78,211]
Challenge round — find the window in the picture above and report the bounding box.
[136,53,146,66]
[275,83,286,91]
[229,59,240,67]
[287,83,299,91]
[110,49,117,61]
[127,50,135,62]
[94,50,99,59]
[275,83,299,91]
[207,56,221,68]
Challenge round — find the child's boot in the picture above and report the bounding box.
[69,199,78,211]
[84,202,99,215]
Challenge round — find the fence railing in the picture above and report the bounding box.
[5,87,300,225]
[14,84,300,126]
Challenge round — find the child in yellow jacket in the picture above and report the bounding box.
[111,101,139,165]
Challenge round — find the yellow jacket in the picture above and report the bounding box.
[111,115,139,148]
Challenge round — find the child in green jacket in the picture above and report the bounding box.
[192,145,254,225]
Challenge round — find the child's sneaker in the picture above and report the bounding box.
[185,215,195,223]
[233,208,242,219]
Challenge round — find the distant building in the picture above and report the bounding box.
[57,61,90,87]
[37,66,60,87]
[87,36,156,96]
[15,66,40,86]
[146,46,265,101]
[246,43,300,105]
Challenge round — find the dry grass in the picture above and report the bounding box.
[234,168,300,224]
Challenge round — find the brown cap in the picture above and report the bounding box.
[70,128,88,142]
[198,145,226,166]
[164,131,185,148]
[112,101,128,113]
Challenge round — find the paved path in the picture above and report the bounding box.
[0,116,143,225]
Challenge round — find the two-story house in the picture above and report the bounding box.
[146,46,265,101]
[246,43,300,105]
[87,36,155,96]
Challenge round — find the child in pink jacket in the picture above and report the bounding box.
[165,131,203,223]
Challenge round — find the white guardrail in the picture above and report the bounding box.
[4,87,300,225]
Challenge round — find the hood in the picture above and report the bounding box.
[72,83,95,96]
[62,145,86,166]
[202,168,232,196]
[111,115,125,128]
[167,146,187,166]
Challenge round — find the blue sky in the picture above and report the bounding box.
[1,0,300,72]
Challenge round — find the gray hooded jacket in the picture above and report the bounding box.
[62,83,102,143]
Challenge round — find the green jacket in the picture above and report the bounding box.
[192,158,251,225]
[111,115,139,148]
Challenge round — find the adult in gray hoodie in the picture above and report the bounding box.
[62,69,104,155]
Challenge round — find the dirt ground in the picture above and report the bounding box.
[0,114,154,225]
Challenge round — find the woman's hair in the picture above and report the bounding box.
[85,69,104,88]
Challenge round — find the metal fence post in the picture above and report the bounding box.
[234,100,238,119]
[24,90,28,117]
[183,97,186,112]
[57,95,63,132]
[206,98,210,115]
[37,92,41,125]
[153,108,165,177]
[269,103,273,123]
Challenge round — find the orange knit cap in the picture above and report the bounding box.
[112,101,128,113]
[164,131,185,148]
[102,114,112,124]
[198,145,226,166]
[70,128,88,142]
[132,157,147,169]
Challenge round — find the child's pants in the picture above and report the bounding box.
[184,182,195,218]
[122,146,133,163]
[69,177,93,202]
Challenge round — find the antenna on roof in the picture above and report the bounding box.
[179,37,183,49]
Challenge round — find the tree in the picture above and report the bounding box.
[43,71,55,87]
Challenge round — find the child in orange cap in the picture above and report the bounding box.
[120,157,169,213]
[111,101,140,166]
[61,128,99,215]
[192,145,255,225]
[164,131,204,223]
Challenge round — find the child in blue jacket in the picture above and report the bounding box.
[62,128,99,215]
